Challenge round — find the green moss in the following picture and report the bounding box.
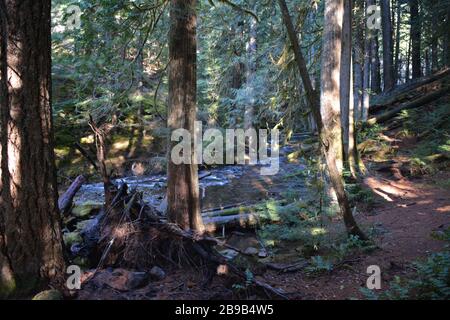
[71,202,102,218]
[63,232,82,247]
[0,277,16,299]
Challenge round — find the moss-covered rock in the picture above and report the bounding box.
[32,290,63,300]
[63,231,82,247]
[71,202,102,218]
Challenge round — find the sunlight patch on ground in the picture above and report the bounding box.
[436,205,450,213]
[363,177,419,202]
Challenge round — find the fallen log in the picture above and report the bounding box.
[58,175,87,216]
[202,200,287,218]
[366,86,449,126]
[370,68,450,114]
[201,202,249,214]
[203,213,260,232]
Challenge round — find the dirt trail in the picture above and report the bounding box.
[263,131,450,300]
[263,172,449,299]
[77,132,449,300]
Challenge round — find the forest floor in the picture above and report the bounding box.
[76,125,449,300]
[266,125,450,299]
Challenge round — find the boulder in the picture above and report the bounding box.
[244,247,259,256]
[32,290,63,300]
[71,201,102,218]
[149,266,166,281]
[91,269,149,291]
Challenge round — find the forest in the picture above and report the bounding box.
[0,0,449,302]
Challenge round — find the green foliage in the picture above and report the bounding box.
[358,124,386,142]
[305,235,376,276]
[346,183,375,209]
[362,229,450,300]
[305,256,334,275]
[257,197,324,248]
[398,103,450,176]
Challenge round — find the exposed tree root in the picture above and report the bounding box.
[90,182,288,299]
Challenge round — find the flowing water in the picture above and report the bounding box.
[72,143,310,211]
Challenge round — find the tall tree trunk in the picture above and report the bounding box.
[132,31,146,158]
[406,34,411,81]
[244,15,257,130]
[353,0,364,121]
[348,56,359,178]
[278,0,365,238]
[445,6,450,67]
[425,49,431,76]
[394,0,401,83]
[167,0,204,232]
[0,0,65,297]
[380,0,394,91]
[369,0,381,93]
[371,34,382,93]
[321,0,367,239]
[362,0,372,121]
[410,0,421,78]
[277,0,321,123]
[430,1,438,72]
[346,1,362,178]
[353,42,364,121]
[340,0,352,164]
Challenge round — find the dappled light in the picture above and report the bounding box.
[0,0,449,303]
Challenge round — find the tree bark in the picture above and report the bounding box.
[430,1,438,72]
[58,175,87,216]
[353,1,364,121]
[321,0,367,239]
[394,0,401,83]
[277,0,321,124]
[371,34,382,94]
[244,15,257,130]
[445,6,450,67]
[380,0,394,91]
[0,0,65,297]
[340,0,352,164]
[278,0,365,239]
[167,0,204,232]
[362,0,372,121]
[406,34,412,81]
[410,0,421,78]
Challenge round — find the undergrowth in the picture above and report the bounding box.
[361,228,450,300]
[397,103,450,176]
